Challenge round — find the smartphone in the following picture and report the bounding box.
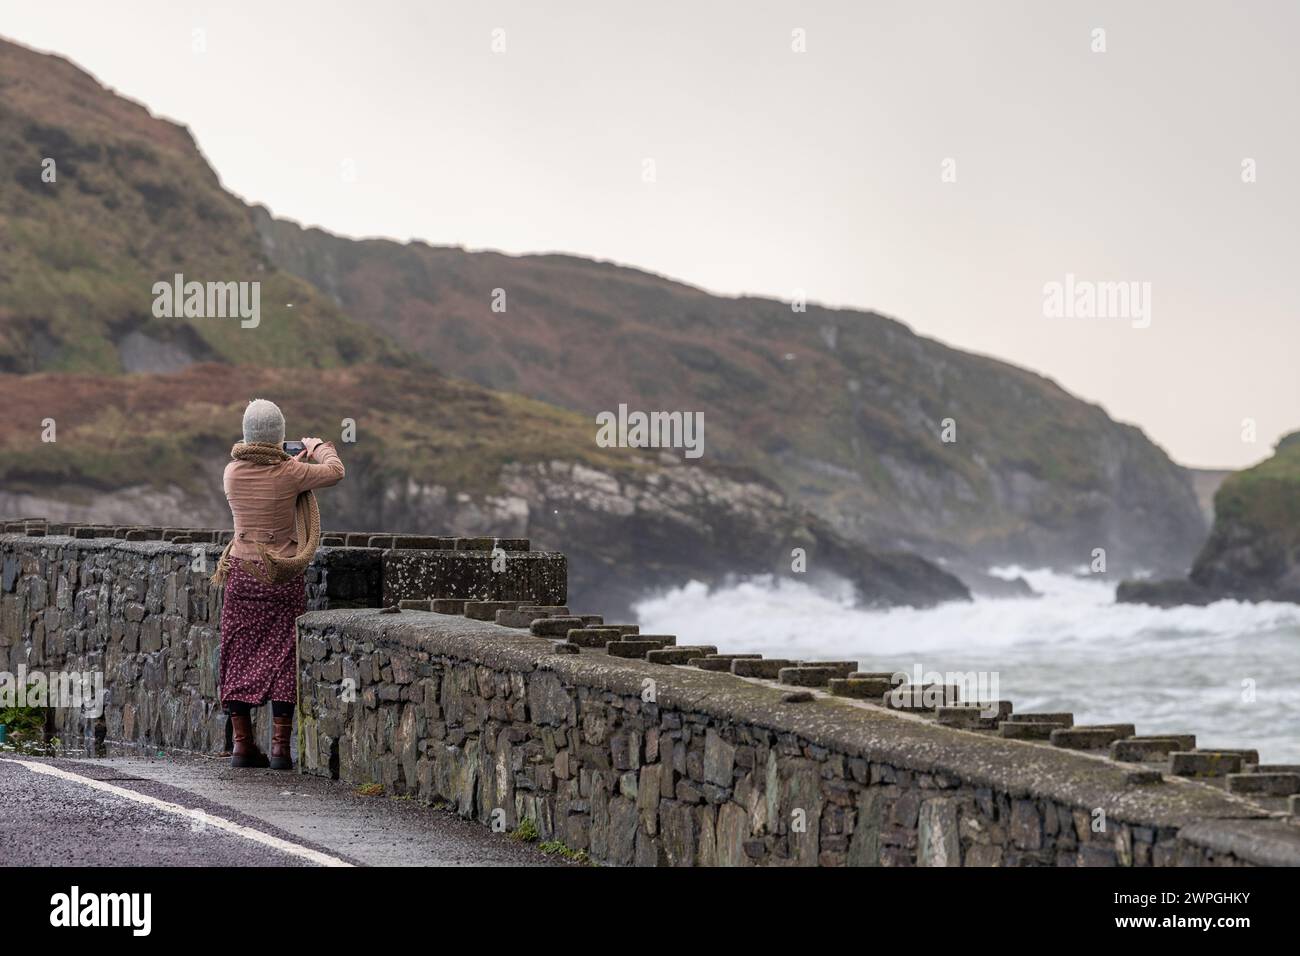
[282,441,306,456]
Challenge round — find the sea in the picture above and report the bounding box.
[634,566,1300,763]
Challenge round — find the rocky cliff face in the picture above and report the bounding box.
[0,36,970,616]
[0,34,1207,605]
[0,365,968,618]
[1118,433,1300,606]
[252,208,1208,578]
[1188,432,1300,600]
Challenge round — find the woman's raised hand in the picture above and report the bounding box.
[298,437,325,460]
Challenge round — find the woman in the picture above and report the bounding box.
[213,398,345,769]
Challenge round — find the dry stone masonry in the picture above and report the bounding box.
[1,517,562,753]
[3,516,1298,867]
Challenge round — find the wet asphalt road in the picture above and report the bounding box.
[0,754,560,867]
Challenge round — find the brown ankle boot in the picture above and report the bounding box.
[269,715,294,771]
[230,714,269,768]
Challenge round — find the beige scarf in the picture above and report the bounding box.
[211,442,321,587]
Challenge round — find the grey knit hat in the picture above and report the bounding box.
[242,398,286,445]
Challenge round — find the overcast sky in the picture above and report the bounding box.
[6,0,1296,468]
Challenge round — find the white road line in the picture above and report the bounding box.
[1,758,353,868]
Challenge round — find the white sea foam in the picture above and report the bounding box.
[633,568,1300,762]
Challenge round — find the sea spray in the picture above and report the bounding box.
[633,568,1300,762]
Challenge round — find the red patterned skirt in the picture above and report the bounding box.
[219,560,305,705]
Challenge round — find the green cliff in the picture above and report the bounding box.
[1,34,1207,599]
[1119,432,1300,606]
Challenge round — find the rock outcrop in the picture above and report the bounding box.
[1118,432,1300,607]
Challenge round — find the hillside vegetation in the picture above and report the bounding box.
[0,364,969,615]
[1119,433,1300,606]
[1190,432,1300,595]
[0,33,1207,593]
[0,39,401,373]
[253,211,1206,575]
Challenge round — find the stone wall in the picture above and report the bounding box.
[0,522,564,752]
[3,519,1298,867]
[294,608,1300,867]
